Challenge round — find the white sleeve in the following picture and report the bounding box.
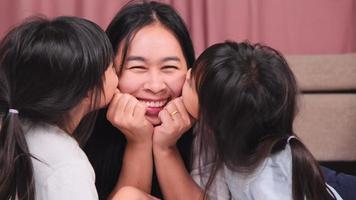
[190,136,230,200]
[249,179,291,200]
[43,161,98,200]
[191,163,230,200]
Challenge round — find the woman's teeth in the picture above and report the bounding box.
[141,100,167,108]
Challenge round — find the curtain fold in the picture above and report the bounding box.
[1,0,355,55]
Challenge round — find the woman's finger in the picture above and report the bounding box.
[124,95,138,117]
[133,101,147,119]
[171,97,192,126]
[107,90,122,119]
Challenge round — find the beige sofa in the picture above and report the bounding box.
[286,54,356,164]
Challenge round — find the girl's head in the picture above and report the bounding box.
[106,0,195,125]
[183,41,335,200]
[0,16,117,132]
[184,41,297,159]
[0,16,117,200]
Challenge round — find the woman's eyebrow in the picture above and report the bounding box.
[126,56,146,62]
[162,56,181,62]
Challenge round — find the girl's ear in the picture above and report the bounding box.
[82,89,95,109]
[84,89,93,102]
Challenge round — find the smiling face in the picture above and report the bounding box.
[116,23,188,125]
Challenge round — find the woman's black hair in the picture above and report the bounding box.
[0,16,113,200]
[106,0,195,74]
[192,41,336,200]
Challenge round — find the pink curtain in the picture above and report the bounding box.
[1,0,355,55]
[0,0,128,36]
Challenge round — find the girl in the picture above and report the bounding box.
[0,16,119,199]
[189,41,344,199]
[154,41,343,200]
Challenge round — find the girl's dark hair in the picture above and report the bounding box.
[192,41,335,200]
[106,0,195,75]
[0,16,113,200]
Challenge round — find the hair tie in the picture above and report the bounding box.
[8,109,19,114]
[287,135,297,144]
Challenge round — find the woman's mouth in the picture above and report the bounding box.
[139,99,169,116]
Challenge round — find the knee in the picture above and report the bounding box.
[112,186,154,200]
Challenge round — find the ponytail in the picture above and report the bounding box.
[0,111,35,200]
[290,138,336,200]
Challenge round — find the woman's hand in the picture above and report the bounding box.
[107,90,154,145]
[153,97,194,152]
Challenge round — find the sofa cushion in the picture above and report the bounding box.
[294,93,356,161]
[287,53,356,91]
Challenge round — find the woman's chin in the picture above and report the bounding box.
[145,115,161,126]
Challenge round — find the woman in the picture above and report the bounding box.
[84,1,195,199]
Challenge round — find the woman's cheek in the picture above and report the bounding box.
[118,73,140,93]
[167,73,186,97]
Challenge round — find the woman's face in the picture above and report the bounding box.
[182,69,199,119]
[116,23,188,125]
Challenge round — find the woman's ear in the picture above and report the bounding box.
[186,68,192,80]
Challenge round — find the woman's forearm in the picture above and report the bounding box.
[153,146,203,200]
[109,142,153,199]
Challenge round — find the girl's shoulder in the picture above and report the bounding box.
[223,146,293,199]
[225,145,292,181]
[25,122,81,160]
[24,122,92,175]
[24,122,97,198]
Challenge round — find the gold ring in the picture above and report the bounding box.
[170,110,179,116]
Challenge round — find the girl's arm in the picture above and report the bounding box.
[107,91,154,197]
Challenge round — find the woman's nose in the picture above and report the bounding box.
[143,73,167,94]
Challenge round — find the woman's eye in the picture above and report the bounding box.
[162,65,179,70]
[128,66,146,71]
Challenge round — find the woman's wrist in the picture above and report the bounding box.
[152,143,177,157]
[126,140,153,152]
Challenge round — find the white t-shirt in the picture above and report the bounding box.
[24,122,98,200]
[191,144,343,200]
